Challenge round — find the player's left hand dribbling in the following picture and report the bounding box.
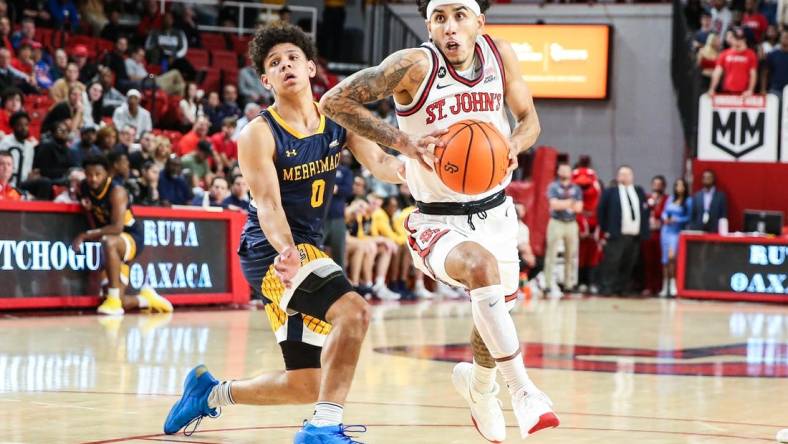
[274,246,300,288]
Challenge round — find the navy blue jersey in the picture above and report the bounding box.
[239,106,346,269]
[79,177,141,238]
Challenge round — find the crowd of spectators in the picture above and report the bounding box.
[685,0,788,96]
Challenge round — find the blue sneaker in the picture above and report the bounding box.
[293,422,367,443]
[163,364,220,435]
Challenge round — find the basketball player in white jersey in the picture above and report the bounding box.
[319,0,559,441]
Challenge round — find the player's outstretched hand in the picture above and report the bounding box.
[274,246,300,288]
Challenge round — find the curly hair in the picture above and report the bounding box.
[416,0,491,18]
[82,154,109,171]
[249,23,317,75]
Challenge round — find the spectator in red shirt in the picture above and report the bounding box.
[0,88,22,134]
[138,0,163,39]
[0,150,22,200]
[742,0,768,43]
[209,116,238,172]
[176,115,210,156]
[11,42,34,75]
[709,27,758,95]
[0,17,13,55]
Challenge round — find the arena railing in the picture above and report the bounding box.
[158,0,318,39]
[671,0,702,157]
[364,3,422,65]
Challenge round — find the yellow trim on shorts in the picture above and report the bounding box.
[304,315,332,335]
[261,243,329,304]
[120,263,130,286]
[264,302,287,332]
[120,232,137,262]
[260,243,334,336]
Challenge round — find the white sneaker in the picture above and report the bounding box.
[374,284,401,301]
[436,282,460,299]
[659,282,669,297]
[413,287,435,299]
[548,286,563,299]
[669,278,678,296]
[511,388,560,438]
[452,363,506,443]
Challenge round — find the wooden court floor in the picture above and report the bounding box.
[0,297,785,443]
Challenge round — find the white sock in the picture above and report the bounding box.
[136,295,149,308]
[374,276,386,288]
[497,356,535,396]
[471,361,496,394]
[107,288,120,300]
[469,285,534,396]
[414,279,426,291]
[207,380,235,408]
[310,401,343,427]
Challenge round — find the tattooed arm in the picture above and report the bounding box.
[494,37,540,171]
[319,48,444,168]
[345,130,405,185]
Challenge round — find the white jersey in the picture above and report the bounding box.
[395,34,511,203]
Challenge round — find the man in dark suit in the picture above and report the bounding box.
[689,169,728,232]
[597,165,650,296]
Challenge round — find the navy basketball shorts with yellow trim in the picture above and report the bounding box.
[243,243,353,370]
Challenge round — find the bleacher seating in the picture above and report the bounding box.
[201,33,228,51]
[186,48,209,68]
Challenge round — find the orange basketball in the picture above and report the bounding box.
[433,120,509,195]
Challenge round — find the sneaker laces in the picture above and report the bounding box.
[182,407,221,437]
[517,388,552,409]
[334,424,367,443]
[471,381,503,410]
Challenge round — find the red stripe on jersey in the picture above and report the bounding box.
[483,34,506,90]
[443,43,485,87]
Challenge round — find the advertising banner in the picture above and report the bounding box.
[0,202,248,309]
[677,233,788,303]
[484,24,611,100]
[697,94,779,162]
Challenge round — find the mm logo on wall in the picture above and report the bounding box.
[698,94,779,162]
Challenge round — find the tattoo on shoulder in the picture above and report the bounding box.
[319,50,428,148]
[328,50,428,105]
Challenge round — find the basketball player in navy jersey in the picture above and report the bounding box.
[164,24,422,443]
[73,155,172,316]
[320,0,559,441]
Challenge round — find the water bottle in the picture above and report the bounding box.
[718,217,728,235]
